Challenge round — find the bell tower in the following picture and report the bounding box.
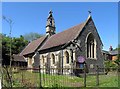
[46,10,56,36]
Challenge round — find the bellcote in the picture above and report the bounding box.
[46,10,56,36]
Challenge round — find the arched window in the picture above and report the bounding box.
[42,55,45,64]
[87,33,96,58]
[65,51,69,64]
[51,53,55,64]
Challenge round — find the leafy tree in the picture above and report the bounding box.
[113,45,120,66]
[104,60,118,74]
[23,32,43,42]
[114,53,120,67]
[2,34,28,65]
[12,35,28,54]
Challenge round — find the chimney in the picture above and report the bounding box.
[109,46,113,51]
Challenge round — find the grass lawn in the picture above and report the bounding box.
[4,70,119,88]
[86,72,118,87]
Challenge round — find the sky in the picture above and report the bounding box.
[2,2,118,51]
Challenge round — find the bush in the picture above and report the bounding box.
[104,60,118,73]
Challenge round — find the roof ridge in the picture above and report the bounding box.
[39,22,86,51]
[19,41,32,56]
[21,15,93,54]
[40,23,85,50]
[20,35,47,56]
[30,35,45,42]
[50,16,90,40]
[53,22,85,36]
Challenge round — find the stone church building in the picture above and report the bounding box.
[20,10,104,74]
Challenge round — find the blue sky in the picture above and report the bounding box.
[2,2,118,51]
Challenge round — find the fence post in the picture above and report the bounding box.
[116,65,120,88]
[96,65,99,86]
[84,64,86,87]
[21,67,23,84]
[39,65,42,88]
[1,67,3,88]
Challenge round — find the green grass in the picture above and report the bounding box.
[99,72,118,87]
[4,70,119,88]
[86,72,118,87]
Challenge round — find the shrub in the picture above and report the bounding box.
[104,60,118,73]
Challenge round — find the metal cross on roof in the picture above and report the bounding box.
[49,10,53,14]
[88,10,92,15]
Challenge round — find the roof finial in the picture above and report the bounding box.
[46,10,56,36]
[47,10,53,19]
[49,9,53,14]
[88,10,91,16]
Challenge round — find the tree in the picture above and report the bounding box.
[23,32,43,42]
[2,34,11,65]
[2,34,29,65]
[113,45,120,66]
[12,35,28,54]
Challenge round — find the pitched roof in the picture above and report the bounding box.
[20,36,47,56]
[102,50,109,54]
[20,15,97,55]
[39,22,85,51]
[102,50,118,55]
[109,50,118,55]
[13,54,26,62]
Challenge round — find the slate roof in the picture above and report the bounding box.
[20,15,101,56]
[39,22,85,51]
[109,50,118,55]
[102,50,118,55]
[102,50,109,54]
[13,54,26,62]
[20,36,47,56]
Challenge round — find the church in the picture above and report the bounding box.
[19,10,104,74]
